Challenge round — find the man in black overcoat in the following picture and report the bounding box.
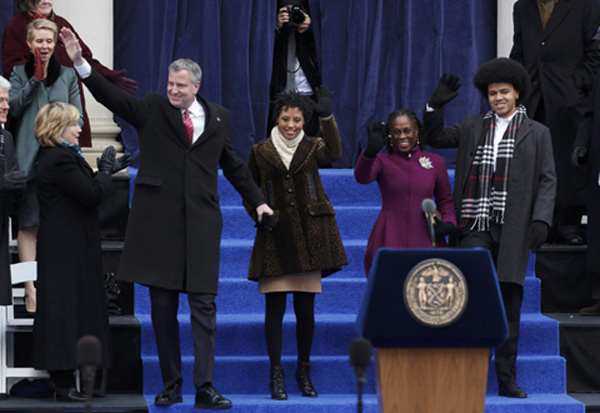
[510,0,600,243]
[572,75,600,315]
[60,28,274,410]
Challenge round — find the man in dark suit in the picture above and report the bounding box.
[60,28,274,410]
[423,58,556,398]
[510,0,600,244]
[572,75,600,315]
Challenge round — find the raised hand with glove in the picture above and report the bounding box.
[428,72,461,109]
[313,86,333,118]
[33,48,45,81]
[364,121,388,159]
[96,146,116,175]
[526,221,549,252]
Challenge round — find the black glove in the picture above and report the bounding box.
[2,169,26,190]
[434,217,456,238]
[428,72,461,109]
[257,213,278,230]
[97,146,116,174]
[364,121,388,158]
[313,86,333,117]
[111,152,131,174]
[571,146,587,168]
[527,221,548,252]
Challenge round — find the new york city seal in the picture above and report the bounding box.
[403,258,468,328]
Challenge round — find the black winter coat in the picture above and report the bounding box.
[33,145,112,370]
[82,70,264,294]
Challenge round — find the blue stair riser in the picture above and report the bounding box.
[146,394,380,413]
[137,313,558,357]
[140,354,564,395]
[142,356,377,395]
[134,271,543,315]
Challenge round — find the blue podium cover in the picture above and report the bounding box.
[356,248,508,348]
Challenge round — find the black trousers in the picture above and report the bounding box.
[149,286,216,390]
[460,223,524,385]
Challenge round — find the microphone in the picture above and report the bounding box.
[421,198,436,248]
[77,335,102,408]
[349,337,372,413]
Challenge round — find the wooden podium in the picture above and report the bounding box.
[356,248,508,413]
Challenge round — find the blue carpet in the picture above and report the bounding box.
[128,168,584,413]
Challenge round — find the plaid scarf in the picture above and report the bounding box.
[459,104,527,231]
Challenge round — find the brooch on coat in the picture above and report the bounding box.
[419,156,433,169]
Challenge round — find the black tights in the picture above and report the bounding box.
[264,292,315,367]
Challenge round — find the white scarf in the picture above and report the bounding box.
[270,125,304,170]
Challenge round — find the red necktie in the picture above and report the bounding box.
[183,109,194,144]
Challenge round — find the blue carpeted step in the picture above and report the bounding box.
[484,394,584,413]
[139,352,566,396]
[143,393,583,413]
[146,394,380,413]
[136,312,557,358]
[134,275,542,316]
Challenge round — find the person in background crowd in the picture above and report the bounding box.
[269,0,322,136]
[510,0,600,244]
[354,108,456,277]
[246,89,347,400]
[423,58,556,398]
[0,76,26,315]
[572,73,600,315]
[32,101,127,401]
[8,18,82,313]
[61,26,274,410]
[2,0,137,147]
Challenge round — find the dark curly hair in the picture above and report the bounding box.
[473,57,531,102]
[271,90,314,125]
[385,109,426,153]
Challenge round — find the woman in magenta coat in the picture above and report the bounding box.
[354,109,456,276]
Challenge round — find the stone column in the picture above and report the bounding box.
[498,0,518,57]
[54,0,122,166]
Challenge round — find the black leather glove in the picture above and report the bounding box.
[429,72,461,109]
[112,152,131,174]
[434,217,456,238]
[97,146,116,174]
[364,121,388,158]
[313,86,333,117]
[527,221,549,252]
[2,169,26,190]
[571,146,587,168]
[257,213,278,230]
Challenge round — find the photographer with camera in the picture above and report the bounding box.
[269,0,322,137]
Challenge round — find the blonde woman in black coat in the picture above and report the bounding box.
[31,102,128,401]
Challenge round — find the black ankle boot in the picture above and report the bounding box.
[295,361,317,397]
[269,365,287,400]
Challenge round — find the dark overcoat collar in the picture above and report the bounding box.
[256,135,316,174]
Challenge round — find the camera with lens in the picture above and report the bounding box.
[286,5,306,29]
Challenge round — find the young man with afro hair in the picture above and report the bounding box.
[422,57,557,398]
